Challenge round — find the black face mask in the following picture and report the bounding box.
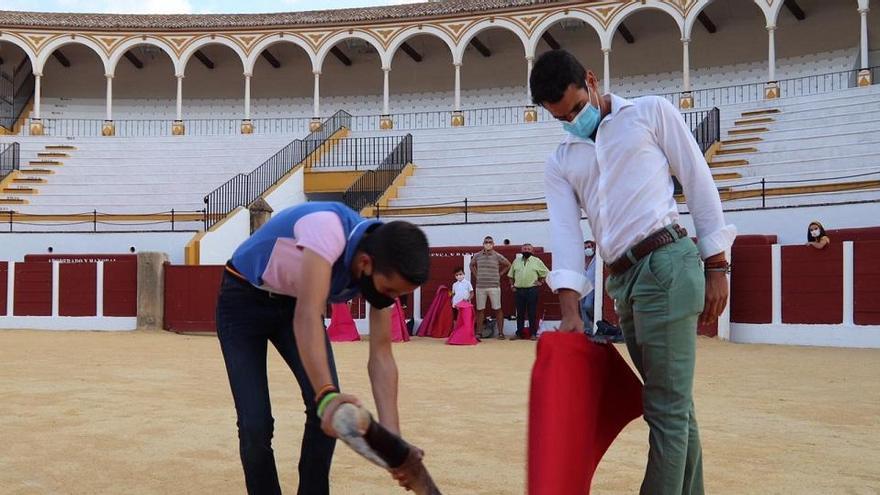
[521,252,532,260]
[359,273,394,309]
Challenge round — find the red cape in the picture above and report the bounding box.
[528,332,643,494]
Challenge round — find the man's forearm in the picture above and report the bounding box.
[294,312,335,393]
[368,355,400,435]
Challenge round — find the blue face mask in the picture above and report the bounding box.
[562,86,601,141]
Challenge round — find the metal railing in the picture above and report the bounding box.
[303,135,411,170]
[1,60,35,131]
[342,134,413,212]
[9,65,878,137]
[682,107,720,154]
[203,111,351,229]
[1,209,205,233]
[21,116,314,138]
[0,142,20,178]
[653,66,879,109]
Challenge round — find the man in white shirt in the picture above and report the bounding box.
[530,50,736,495]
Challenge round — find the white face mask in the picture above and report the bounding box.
[584,247,594,257]
[810,229,821,238]
[455,274,464,282]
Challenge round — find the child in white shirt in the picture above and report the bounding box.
[451,268,474,321]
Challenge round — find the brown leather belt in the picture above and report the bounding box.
[606,224,688,276]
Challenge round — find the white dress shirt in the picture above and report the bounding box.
[544,94,737,297]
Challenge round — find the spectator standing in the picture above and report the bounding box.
[470,236,512,339]
[508,243,550,339]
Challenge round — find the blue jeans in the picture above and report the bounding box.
[581,291,595,333]
[216,271,339,495]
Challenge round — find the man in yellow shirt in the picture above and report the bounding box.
[508,243,550,339]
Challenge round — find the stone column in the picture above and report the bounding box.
[602,48,611,94]
[764,25,780,99]
[311,71,322,131]
[241,73,253,134]
[451,63,464,127]
[858,6,873,86]
[524,56,537,123]
[103,74,115,136]
[380,67,393,130]
[680,39,694,109]
[136,252,169,330]
[249,197,274,234]
[173,75,186,135]
[30,74,44,135]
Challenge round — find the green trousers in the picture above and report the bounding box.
[605,234,705,495]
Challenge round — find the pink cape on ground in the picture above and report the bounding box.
[528,332,643,495]
[390,298,410,343]
[416,286,454,338]
[327,303,360,342]
[446,301,478,346]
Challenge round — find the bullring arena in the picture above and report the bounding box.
[1,0,880,493]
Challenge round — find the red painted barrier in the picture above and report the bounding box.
[730,245,773,324]
[164,265,224,332]
[420,249,467,317]
[854,240,880,325]
[59,263,97,317]
[781,243,843,324]
[0,262,7,316]
[14,262,52,316]
[826,227,880,242]
[104,260,137,317]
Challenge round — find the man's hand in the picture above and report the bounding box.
[390,447,425,490]
[557,289,584,333]
[320,393,363,438]
[699,271,729,326]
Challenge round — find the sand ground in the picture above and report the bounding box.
[0,330,878,495]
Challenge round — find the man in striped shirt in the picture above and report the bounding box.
[470,236,512,339]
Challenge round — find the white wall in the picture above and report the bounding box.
[197,206,249,265]
[264,166,306,212]
[0,232,193,264]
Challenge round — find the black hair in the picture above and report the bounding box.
[530,49,587,105]
[484,236,494,243]
[807,221,828,242]
[362,221,430,285]
[453,267,464,275]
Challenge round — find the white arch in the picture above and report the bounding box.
[35,35,110,75]
[527,10,606,58]
[244,34,317,75]
[603,1,685,49]
[107,37,178,76]
[0,33,38,74]
[315,30,386,71]
[684,0,773,38]
[178,35,248,76]
[382,26,457,68]
[452,19,530,65]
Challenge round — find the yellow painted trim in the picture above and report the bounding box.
[304,170,363,193]
[0,170,22,191]
[360,162,416,216]
[184,230,206,265]
[703,141,722,163]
